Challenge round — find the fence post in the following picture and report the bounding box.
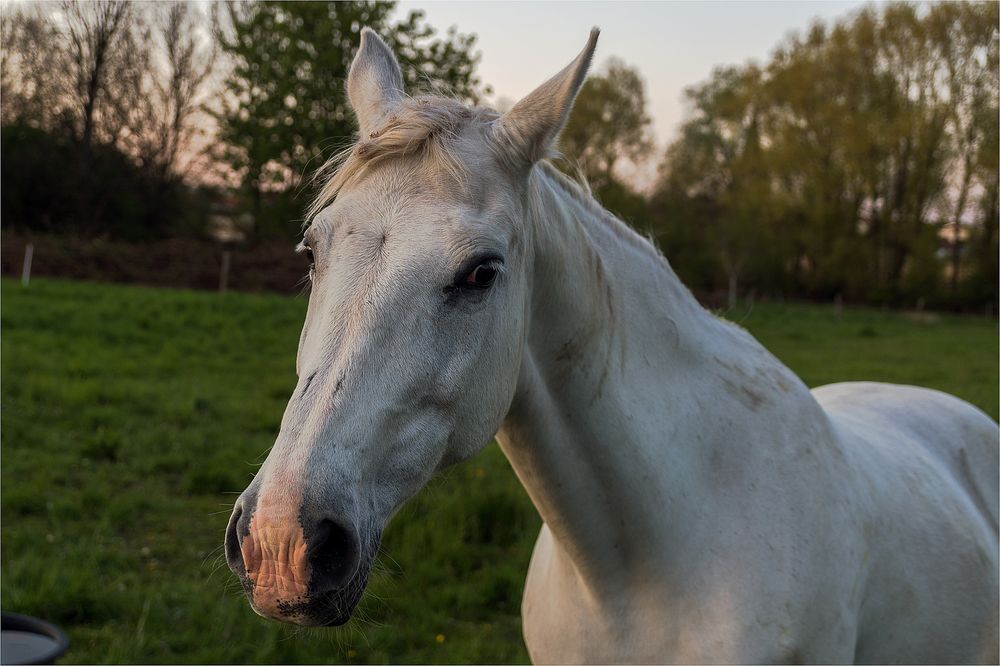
[21,243,33,287]
[219,250,231,294]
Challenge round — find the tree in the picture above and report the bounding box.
[214,2,489,237]
[651,1,999,309]
[1,11,72,130]
[134,3,218,185]
[1,1,218,238]
[559,58,652,191]
[925,1,1000,294]
[62,0,145,151]
[655,65,784,306]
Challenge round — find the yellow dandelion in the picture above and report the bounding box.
[435,634,446,644]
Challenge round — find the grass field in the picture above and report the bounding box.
[2,278,997,664]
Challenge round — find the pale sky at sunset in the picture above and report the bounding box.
[393,1,872,184]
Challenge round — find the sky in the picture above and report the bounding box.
[392,1,873,186]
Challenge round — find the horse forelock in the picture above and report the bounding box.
[306,96,502,225]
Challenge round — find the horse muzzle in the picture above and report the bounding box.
[224,496,376,627]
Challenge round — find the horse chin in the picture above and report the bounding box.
[320,613,352,627]
[306,580,369,627]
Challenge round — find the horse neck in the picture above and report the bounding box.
[495,164,818,602]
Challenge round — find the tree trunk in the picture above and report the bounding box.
[251,181,262,240]
[950,155,974,295]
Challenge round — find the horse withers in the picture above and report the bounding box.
[225,28,999,663]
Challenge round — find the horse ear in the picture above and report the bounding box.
[347,27,405,136]
[494,28,599,169]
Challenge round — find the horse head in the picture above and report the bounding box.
[225,27,598,626]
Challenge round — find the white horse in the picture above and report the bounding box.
[225,28,999,663]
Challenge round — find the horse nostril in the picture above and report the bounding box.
[308,518,361,592]
[225,505,245,574]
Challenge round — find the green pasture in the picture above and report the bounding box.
[2,278,997,664]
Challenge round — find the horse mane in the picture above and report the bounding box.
[534,161,664,259]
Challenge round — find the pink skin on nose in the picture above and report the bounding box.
[242,447,311,618]
[241,513,310,618]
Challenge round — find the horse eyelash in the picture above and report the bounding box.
[291,240,314,292]
[454,254,505,283]
[295,241,316,271]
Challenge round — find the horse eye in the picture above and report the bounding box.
[464,263,498,289]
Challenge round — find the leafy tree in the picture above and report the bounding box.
[214,1,489,237]
[550,57,653,227]
[651,1,999,309]
[925,1,1000,294]
[655,65,786,306]
[559,58,653,191]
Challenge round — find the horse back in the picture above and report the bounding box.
[814,381,999,535]
[813,381,998,663]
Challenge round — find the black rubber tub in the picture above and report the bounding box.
[1,613,69,665]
